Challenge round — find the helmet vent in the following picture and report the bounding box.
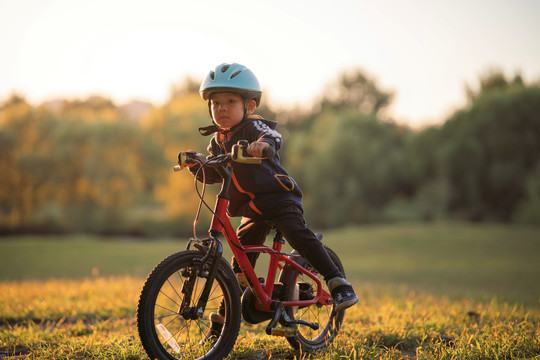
[209,71,215,80]
[230,71,241,79]
[221,65,230,73]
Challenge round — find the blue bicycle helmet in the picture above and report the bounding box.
[200,63,262,106]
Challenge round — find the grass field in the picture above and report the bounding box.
[1,222,539,359]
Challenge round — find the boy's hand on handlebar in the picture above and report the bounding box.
[177,150,196,160]
[176,150,204,171]
[177,150,196,165]
[247,141,270,158]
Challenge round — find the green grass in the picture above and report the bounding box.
[322,222,540,305]
[1,222,539,359]
[1,222,538,304]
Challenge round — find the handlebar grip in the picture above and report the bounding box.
[232,144,261,164]
[175,151,202,171]
[174,152,189,171]
[231,141,276,163]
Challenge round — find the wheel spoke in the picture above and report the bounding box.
[154,312,178,326]
[158,288,182,309]
[167,276,184,301]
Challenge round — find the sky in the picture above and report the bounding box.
[1,0,539,127]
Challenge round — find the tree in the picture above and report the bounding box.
[320,68,394,116]
[465,68,524,101]
[142,87,215,223]
[0,94,168,234]
[438,73,540,221]
[281,68,409,227]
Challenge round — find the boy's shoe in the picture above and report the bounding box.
[200,312,224,344]
[327,277,359,312]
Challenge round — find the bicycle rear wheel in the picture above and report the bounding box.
[137,251,241,360]
[279,246,345,351]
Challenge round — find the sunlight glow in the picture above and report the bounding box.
[1,0,539,126]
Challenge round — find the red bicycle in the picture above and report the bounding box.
[137,141,346,360]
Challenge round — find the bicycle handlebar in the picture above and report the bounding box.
[174,141,275,172]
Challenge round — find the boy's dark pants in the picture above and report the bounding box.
[232,201,343,282]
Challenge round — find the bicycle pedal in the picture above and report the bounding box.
[270,327,297,337]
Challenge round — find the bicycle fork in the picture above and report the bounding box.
[179,237,223,319]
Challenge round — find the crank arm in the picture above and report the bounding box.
[285,318,319,330]
[281,308,319,330]
[266,302,285,335]
[265,302,319,335]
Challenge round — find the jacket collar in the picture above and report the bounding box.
[198,115,267,136]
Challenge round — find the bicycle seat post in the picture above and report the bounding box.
[272,230,285,250]
[263,231,285,296]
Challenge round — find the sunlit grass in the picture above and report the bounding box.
[0,277,140,323]
[0,277,143,359]
[1,277,538,359]
[1,223,539,358]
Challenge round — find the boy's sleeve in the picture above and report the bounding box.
[250,120,282,151]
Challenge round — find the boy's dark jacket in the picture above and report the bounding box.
[190,116,303,218]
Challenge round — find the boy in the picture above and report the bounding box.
[183,63,358,332]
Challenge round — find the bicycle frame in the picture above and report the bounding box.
[210,196,333,312]
[189,151,333,314]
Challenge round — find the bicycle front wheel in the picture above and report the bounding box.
[137,251,242,360]
[279,245,345,352]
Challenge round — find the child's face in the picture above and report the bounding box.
[210,92,254,130]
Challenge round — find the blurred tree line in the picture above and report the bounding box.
[1,68,538,236]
